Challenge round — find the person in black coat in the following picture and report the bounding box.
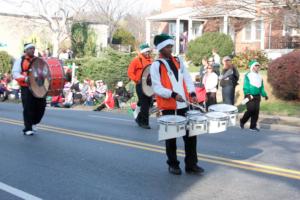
[219,56,239,105]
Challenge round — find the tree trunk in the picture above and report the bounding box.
[52,34,60,58]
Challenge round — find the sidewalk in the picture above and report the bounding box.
[256,114,300,133]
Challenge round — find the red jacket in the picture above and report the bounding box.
[128,54,153,84]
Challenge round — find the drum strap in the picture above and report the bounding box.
[21,56,35,73]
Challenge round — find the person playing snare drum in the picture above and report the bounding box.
[150,34,204,175]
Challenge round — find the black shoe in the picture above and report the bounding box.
[185,165,205,174]
[250,128,260,132]
[139,124,151,129]
[168,166,182,175]
[240,119,244,129]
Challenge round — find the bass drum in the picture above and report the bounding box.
[28,57,65,98]
[141,65,154,97]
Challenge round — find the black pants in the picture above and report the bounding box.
[206,92,217,110]
[240,96,261,129]
[136,83,152,125]
[21,87,46,132]
[222,85,235,105]
[162,108,198,168]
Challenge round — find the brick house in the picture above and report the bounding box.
[146,0,300,58]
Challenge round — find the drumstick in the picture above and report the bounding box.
[184,100,207,113]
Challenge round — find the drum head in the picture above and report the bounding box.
[186,110,201,116]
[141,65,154,97]
[189,115,207,122]
[205,112,228,119]
[208,104,238,113]
[158,115,187,124]
[28,58,50,98]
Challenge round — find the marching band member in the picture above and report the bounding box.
[240,60,268,132]
[12,43,47,136]
[128,43,153,129]
[150,34,204,175]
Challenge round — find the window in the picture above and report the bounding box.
[168,22,184,36]
[255,21,262,40]
[243,20,263,41]
[283,23,300,36]
[245,23,252,40]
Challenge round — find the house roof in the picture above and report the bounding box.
[147,6,255,22]
[146,7,201,21]
[194,6,256,19]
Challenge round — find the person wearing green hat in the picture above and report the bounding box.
[128,43,153,129]
[240,60,268,132]
[150,33,204,175]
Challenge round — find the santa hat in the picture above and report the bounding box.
[139,43,151,53]
[154,33,174,52]
[24,43,35,50]
[248,60,260,70]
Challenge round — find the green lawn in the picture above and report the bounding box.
[237,101,300,117]
[187,64,200,73]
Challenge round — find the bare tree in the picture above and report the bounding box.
[90,0,140,44]
[194,0,300,29]
[4,0,89,57]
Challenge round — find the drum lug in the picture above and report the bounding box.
[176,125,179,132]
[165,124,168,132]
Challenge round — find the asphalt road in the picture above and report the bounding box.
[0,102,300,200]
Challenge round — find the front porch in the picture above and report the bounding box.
[146,7,256,55]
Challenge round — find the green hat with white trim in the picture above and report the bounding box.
[139,43,151,53]
[248,60,260,70]
[153,33,174,52]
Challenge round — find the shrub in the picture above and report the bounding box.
[112,27,136,51]
[232,49,269,70]
[186,32,234,65]
[71,23,97,58]
[267,50,300,100]
[77,48,135,89]
[0,51,13,74]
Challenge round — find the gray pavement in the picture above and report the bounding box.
[0,102,300,200]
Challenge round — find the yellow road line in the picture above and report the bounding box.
[1,117,300,180]
[2,117,300,176]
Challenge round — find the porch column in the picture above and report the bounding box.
[176,18,180,55]
[146,20,151,45]
[223,15,228,34]
[261,18,265,50]
[188,18,193,41]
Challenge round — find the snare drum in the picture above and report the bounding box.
[208,104,238,126]
[205,112,229,133]
[188,115,207,137]
[186,110,203,118]
[157,115,187,141]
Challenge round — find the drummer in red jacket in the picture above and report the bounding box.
[128,43,153,129]
[12,43,47,136]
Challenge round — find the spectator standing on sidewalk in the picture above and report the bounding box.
[219,56,239,105]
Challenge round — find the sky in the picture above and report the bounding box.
[0,0,162,16]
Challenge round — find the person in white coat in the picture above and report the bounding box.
[202,65,218,109]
